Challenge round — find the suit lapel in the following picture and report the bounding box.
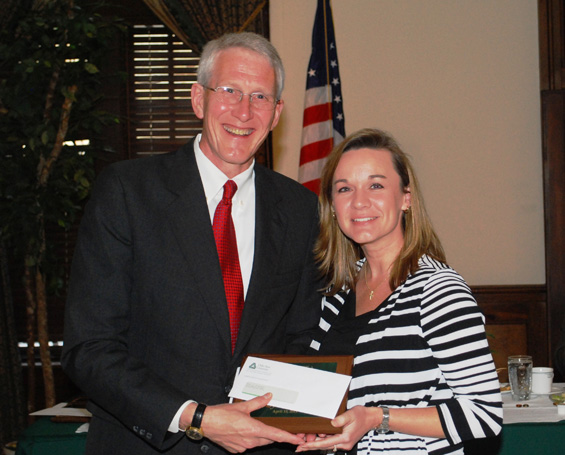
[164,149,289,358]
[234,166,287,356]
[165,140,231,352]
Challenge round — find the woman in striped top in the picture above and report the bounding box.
[297,129,502,455]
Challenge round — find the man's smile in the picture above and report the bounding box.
[224,125,253,136]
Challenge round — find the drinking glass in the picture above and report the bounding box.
[508,355,532,401]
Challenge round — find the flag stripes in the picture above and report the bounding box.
[298,0,345,194]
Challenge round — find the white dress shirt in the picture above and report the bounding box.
[193,134,256,296]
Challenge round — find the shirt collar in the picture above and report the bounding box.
[193,133,255,202]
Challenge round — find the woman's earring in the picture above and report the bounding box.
[403,206,411,214]
[331,209,336,219]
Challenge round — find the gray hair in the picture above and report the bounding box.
[197,32,285,99]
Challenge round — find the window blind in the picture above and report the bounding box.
[130,24,202,156]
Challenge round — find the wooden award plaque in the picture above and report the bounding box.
[236,354,354,434]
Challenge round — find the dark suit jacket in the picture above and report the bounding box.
[61,138,322,455]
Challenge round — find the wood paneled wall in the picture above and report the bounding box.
[539,0,565,381]
[472,285,548,382]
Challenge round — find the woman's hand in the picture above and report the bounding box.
[296,406,378,453]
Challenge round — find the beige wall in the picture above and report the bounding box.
[270,0,544,286]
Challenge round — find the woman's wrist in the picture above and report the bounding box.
[368,406,384,431]
[374,406,390,433]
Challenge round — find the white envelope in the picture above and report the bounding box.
[229,356,352,419]
[30,402,92,418]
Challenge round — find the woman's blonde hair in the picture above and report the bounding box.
[315,128,446,295]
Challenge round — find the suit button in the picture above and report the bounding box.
[224,385,231,394]
[146,433,153,440]
[200,443,210,453]
[133,426,139,433]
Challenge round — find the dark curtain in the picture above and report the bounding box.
[0,235,26,446]
[141,0,269,55]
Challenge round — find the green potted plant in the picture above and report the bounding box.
[0,0,125,411]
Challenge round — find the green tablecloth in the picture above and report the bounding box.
[15,418,87,455]
[465,420,565,455]
[14,417,565,455]
[501,421,565,454]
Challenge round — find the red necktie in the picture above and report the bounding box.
[212,180,244,353]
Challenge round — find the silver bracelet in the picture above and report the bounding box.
[375,406,390,434]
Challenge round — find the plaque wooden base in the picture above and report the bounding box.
[236,354,353,434]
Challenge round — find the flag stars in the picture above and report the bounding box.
[332,77,340,86]
[334,95,342,104]
[336,113,344,121]
[308,68,316,77]
[330,60,337,68]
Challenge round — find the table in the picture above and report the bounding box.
[14,417,87,455]
[466,382,565,455]
[14,386,565,455]
[465,420,565,454]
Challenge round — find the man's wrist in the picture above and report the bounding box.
[179,402,199,431]
[185,403,207,440]
[169,400,195,433]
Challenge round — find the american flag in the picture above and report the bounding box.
[298,0,346,194]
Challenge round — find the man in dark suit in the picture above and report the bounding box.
[62,32,321,455]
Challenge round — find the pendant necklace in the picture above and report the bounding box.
[363,264,388,300]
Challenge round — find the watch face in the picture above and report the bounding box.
[186,427,204,440]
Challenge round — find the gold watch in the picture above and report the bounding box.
[185,403,207,440]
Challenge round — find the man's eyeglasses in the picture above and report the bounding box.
[204,86,279,111]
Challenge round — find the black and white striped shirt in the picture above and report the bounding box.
[310,255,502,454]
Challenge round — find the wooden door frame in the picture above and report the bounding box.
[538,0,565,379]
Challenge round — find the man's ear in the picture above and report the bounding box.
[269,99,284,131]
[191,83,205,119]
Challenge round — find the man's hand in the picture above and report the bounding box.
[187,393,305,453]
